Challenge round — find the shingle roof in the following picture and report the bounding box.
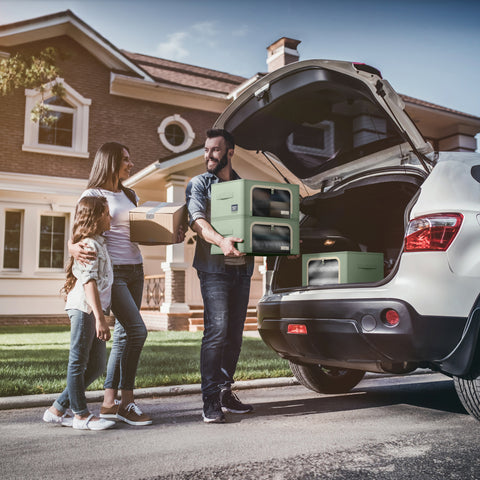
[124,50,480,121]
[122,51,247,95]
[401,94,480,120]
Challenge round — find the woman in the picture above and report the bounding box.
[70,142,151,426]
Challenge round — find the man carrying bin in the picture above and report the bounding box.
[185,128,254,423]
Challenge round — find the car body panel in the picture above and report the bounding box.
[264,251,479,317]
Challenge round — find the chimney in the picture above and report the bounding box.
[266,37,301,73]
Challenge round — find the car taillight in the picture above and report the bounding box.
[382,309,400,327]
[287,324,307,335]
[404,213,463,252]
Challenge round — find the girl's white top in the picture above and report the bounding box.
[65,235,114,313]
[81,188,142,265]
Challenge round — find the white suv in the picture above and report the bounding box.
[215,60,480,421]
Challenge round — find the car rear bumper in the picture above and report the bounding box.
[257,297,475,375]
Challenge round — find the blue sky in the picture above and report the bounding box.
[1,0,479,118]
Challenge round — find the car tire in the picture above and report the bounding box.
[289,361,365,394]
[453,375,480,421]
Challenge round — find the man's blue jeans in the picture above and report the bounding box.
[104,264,147,391]
[54,309,106,416]
[197,266,252,400]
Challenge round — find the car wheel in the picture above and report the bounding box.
[453,375,480,421]
[289,361,365,394]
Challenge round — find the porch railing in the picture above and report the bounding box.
[143,274,165,310]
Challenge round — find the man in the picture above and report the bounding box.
[186,128,255,423]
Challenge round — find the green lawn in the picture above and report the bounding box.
[0,326,292,397]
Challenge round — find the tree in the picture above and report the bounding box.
[0,47,65,125]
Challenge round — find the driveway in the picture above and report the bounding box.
[0,372,478,479]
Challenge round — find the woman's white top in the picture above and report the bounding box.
[81,188,142,265]
[65,235,114,314]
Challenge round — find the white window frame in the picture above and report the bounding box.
[37,212,68,272]
[1,209,23,271]
[158,114,195,153]
[23,78,91,158]
[287,120,335,158]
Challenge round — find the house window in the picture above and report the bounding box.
[39,215,66,269]
[38,96,74,147]
[165,123,185,147]
[23,78,91,158]
[158,114,195,153]
[3,211,22,269]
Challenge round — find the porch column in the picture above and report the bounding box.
[159,175,190,330]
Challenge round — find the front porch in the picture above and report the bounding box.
[141,274,259,332]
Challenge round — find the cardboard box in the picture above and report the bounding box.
[129,202,187,245]
[302,251,384,286]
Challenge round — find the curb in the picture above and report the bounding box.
[0,377,299,411]
[0,369,435,411]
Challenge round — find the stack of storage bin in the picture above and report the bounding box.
[211,179,300,255]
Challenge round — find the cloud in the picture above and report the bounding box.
[156,31,189,60]
[232,25,249,37]
[157,22,222,60]
[192,21,216,35]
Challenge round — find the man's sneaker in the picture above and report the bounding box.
[202,396,225,423]
[220,389,254,414]
[99,399,120,419]
[116,403,152,426]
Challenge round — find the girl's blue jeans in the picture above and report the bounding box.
[54,309,106,416]
[104,264,147,391]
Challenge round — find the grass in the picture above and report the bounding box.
[0,325,292,397]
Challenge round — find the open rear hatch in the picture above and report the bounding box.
[215,59,433,190]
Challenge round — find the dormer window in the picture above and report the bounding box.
[23,78,91,158]
[38,96,74,147]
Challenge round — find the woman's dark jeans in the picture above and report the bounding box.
[104,264,147,391]
[197,265,251,400]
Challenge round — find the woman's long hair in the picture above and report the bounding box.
[87,142,137,205]
[61,196,109,297]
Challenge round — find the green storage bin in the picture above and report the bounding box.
[302,251,384,286]
[211,179,300,256]
[211,217,299,255]
[211,179,299,220]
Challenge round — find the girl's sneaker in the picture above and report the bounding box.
[116,402,152,426]
[43,408,73,427]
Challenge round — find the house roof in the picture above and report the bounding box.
[401,94,480,121]
[122,51,247,95]
[0,10,154,82]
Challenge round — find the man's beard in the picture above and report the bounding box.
[206,151,229,175]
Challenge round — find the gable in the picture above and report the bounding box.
[0,10,151,81]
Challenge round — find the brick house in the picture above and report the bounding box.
[1,11,480,329]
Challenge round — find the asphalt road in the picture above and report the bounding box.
[1,372,479,480]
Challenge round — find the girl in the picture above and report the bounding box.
[43,196,115,431]
[70,142,152,426]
